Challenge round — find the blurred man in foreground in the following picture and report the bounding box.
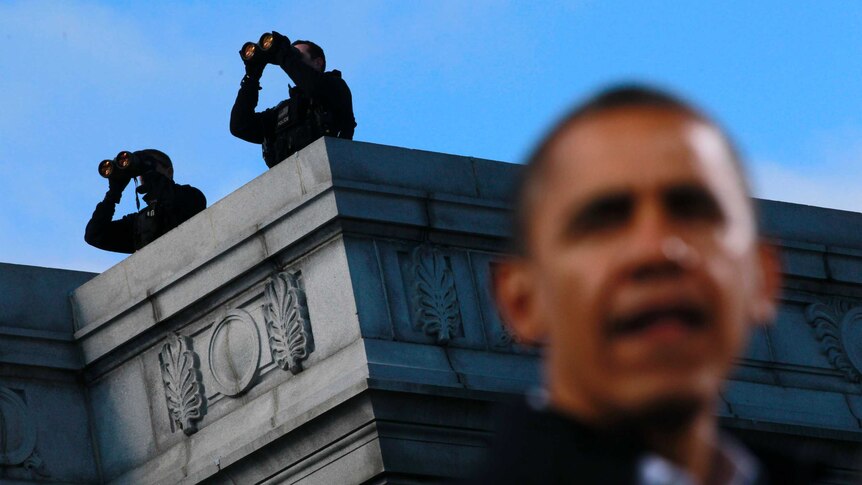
[478,86,838,484]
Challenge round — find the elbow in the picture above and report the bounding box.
[229,118,242,138]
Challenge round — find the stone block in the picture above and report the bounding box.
[767,304,835,370]
[364,339,461,387]
[0,332,79,369]
[428,195,511,238]
[77,300,157,365]
[759,199,862,249]
[72,262,133,331]
[447,347,541,393]
[343,237,394,340]
[202,154,304,254]
[185,391,276,478]
[297,238,361,364]
[334,188,428,227]
[778,244,827,280]
[741,325,772,362]
[296,137,334,191]
[826,248,862,285]
[0,263,95,333]
[0,378,99,483]
[324,138,479,197]
[89,357,157,480]
[152,235,267,322]
[112,441,188,485]
[261,190,340,257]
[724,380,858,431]
[472,157,521,201]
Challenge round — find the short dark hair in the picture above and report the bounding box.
[511,84,748,256]
[292,40,326,71]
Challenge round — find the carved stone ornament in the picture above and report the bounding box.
[411,244,461,345]
[0,387,48,479]
[265,271,314,374]
[805,299,862,383]
[159,333,206,435]
[208,309,261,397]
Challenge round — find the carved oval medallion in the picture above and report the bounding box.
[0,387,36,465]
[208,309,261,397]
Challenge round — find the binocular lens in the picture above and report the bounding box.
[259,33,274,51]
[241,42,257,61]
[98,159,114,178]
[116,151,133,169]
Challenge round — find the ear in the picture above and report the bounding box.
[313,57,325,72]
[493,258,546,345]
[750,242,782,326]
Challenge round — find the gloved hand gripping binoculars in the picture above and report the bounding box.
[240,32,284,64]
[98,151,156,179]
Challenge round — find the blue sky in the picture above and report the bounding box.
[1,1,861,272]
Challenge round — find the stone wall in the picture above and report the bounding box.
[1,138,861,483]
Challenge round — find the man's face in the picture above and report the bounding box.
[294,43,324,72]
[498,107,777,422]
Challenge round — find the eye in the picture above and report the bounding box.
[664,184,723,223]
[564,193,633,238]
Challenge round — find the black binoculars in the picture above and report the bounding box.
[98,151,156,179]
[240,32,280,63]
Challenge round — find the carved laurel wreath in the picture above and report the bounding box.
[264,271,314,375]
[159,333,206,435]
[805,299,862,384]
[411,245,461,345]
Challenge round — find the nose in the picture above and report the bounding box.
[624,202,698,282]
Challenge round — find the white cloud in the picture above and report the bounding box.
[749,127,862,213]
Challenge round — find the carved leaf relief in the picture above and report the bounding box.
[265,271,314,374]
[159,333,206,435]
[411,245,461,345]
[805,299,862,383]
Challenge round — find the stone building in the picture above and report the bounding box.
[1,138,861,483]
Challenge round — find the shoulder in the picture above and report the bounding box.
[175,184,207,206]
[467,397,639,484]
[324,70,350,87]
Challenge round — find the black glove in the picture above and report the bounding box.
[243,55,266,81]
[105,174,131,204]
[267,31,292,65]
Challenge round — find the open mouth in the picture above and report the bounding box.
[607,304,708,338]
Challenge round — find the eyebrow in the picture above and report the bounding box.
[560,182,725,240]
[562,190,634,238]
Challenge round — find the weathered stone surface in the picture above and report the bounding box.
[4,140,862,483]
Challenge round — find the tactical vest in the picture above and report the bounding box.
[133,203,160,250]
[262,86,337,168]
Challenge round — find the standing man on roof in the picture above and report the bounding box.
[230,31,356,168]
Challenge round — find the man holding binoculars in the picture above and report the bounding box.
[230,31,356,168]
[85,149,206,253]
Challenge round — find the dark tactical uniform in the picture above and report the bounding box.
[85,175,206,254]
[230,44,356,168]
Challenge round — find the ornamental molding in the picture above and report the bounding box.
[0,387,48,479]
[410,244,462,345]
[207,309,261,397]
[805,299,862,384]
[159,333,206,435]
[264,271,314,375]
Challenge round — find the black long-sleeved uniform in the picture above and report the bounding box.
[230,43,355,167]
[85,181,206,254]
